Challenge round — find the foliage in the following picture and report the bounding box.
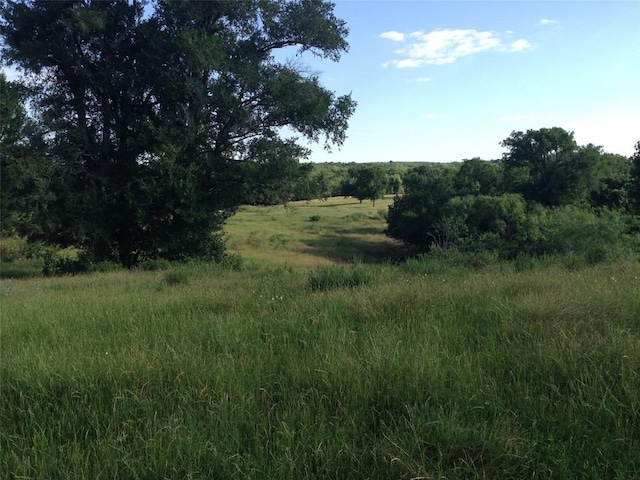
[387,128,639,264]
[527,206,638,262]
[453,157,502,196]
[0,0,355,266]
[443,193,528,257]
[501,127,600,206]
[0,73,49,235]
[589,152,632,209]
[241,151,314,206]
[386,165,456,248]
[346,165,388,205]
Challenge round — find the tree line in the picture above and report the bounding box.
[386,128,640,263]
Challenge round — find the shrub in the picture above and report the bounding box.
[220,253,243,271]
[309,215,321,222]
[42,250,91,276]
[531,207,636,263]
[0,237,23,262]
[269,234,289,249]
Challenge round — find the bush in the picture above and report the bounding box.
[0,237,24,262]
[42,250,91,276]
[269,234,289,249]
[531,207,636,263]
[41,249,121,276]
[220,253,243,271]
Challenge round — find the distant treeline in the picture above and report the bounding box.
[245,126,640,264]
[240,160,412,206]
[385,128,640,263]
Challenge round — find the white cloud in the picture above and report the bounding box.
[380,31,405,42]
[415,77,433,83]
[382,58,423,69]
[380,28,532,68]
[539,19,559,26]
[508,39,533,52]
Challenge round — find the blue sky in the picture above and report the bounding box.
[3,1,638,164]
[297,0,640,163]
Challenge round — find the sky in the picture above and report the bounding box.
[3,1,638,164]
[295,0,640,163]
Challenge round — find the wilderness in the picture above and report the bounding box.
[1,1,640,479]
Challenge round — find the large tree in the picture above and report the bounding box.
[501,127,600,207]
[1,0,355,266]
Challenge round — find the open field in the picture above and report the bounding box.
[2,199,640,479]
[224,196,406,266]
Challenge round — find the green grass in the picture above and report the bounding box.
[2,199,640,479]
[224,196,405,266]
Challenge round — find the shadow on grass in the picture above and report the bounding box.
[310,201,361,208]
[301,234,408,264]
[0,259,43,279]
[333,226,384,235]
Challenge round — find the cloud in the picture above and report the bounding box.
[380,31,405,42]
[415,77,433,83]
[380,28,532,68]
[508,39,533,52]
[539,18,559,26]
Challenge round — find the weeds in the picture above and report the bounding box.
[306,265,376,291]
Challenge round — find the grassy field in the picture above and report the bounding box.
[2,198,640,479]
[224,196,405,266]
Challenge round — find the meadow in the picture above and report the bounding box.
[223,196,402,266]
[1,197,639,479]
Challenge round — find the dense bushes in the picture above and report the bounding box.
[386,128,640,264]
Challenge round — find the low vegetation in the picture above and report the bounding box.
[2,197,639,479]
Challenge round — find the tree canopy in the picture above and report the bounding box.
[386,128,639,260]
[1,0,355,265]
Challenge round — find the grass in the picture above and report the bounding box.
[1,198,640,479]
[223,196,406,266]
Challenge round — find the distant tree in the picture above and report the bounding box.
[386,173,402,195]
[453,158,502,196]
[1,0,355,266]
[349,166,387,206]
[501,127,600,206]
[308,170,331,201]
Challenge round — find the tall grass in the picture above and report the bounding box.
[2,261,639,478]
